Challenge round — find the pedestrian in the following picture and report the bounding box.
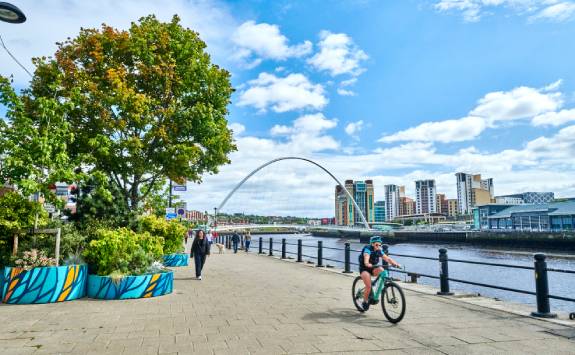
[206,229,213,245]
[231,231,240,253]
[244,231,251,253]
[190,229,210,280]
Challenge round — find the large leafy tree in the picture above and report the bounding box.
[30,15,236,211]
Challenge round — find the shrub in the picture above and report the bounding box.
[139,215,186,254]
[83,228,164,276]
[12,249,56,270]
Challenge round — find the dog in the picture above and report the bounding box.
[214,243,225,254]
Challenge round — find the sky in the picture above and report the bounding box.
[1,0,575,217]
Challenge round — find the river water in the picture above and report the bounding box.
[250,233,575,314]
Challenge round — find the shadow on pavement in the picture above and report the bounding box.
[302,308,396,328]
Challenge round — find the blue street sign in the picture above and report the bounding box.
[166,213,177,220]
[177,208,185,215]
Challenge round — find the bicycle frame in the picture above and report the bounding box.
[370,268,390,301]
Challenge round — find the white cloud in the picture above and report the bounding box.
[0,0,238,86]
[307,31,368,77]
[344,120,364,137]
[532,108,575,126]
[379,116,486,143]
[237,72,328,113]
[229,122,246,135]
[435,0,575,23]
[337,88,356,96]
[231,21,312,67]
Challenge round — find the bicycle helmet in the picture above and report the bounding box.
[369,236,382,244]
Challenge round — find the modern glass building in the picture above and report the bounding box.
[479,201,575,232]
[374,200,386,223]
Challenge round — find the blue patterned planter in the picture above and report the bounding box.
[87,271,173,300]
[2,265,87,304]
[163,253,189,267]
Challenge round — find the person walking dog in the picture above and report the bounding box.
[190,230,210,280]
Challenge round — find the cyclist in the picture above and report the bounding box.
[358,236,401,311]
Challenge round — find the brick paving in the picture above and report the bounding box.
[1,250,575,354]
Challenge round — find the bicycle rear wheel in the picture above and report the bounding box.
[381,281,406,323]
[352,276,365,312]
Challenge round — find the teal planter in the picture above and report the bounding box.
[2,265,87,304]
[87,271,173,300]
[163,253,189,267]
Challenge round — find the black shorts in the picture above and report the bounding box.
[359,266,376,275]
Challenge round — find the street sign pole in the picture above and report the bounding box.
[168,179,172,208]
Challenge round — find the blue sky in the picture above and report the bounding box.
[2,0,575,216]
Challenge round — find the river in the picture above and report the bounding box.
[249,233,575,314]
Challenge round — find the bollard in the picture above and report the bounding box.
[437,249,453,295]
[297,239,303,262]
[317,241,323,267]
[282,238,286,259]
[531,253,557,318]
[269,238,273,256]
[343,242,352,273]
[258,237,263,254]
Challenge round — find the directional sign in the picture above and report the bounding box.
[44,203,56,213]
[165,207,175,214]
[172,182,187,192]
[166,213,177,220]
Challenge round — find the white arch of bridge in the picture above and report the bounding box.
[215,156,370,229]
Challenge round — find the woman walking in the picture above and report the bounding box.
[190,230,210,280]
[244,231,251,253]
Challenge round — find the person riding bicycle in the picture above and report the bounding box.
[359,236,400,311]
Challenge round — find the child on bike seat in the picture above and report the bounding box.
[358,236,400,311]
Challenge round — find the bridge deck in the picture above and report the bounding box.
[1,252,574,354]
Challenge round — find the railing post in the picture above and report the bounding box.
[437,248,453,295]
[343,242,352,273]
[531,253,557,318]
[297,239,303,262]
[317,241,323,267]
[258,237,263,254]
[281,238,286,259]
[269,238,273,256]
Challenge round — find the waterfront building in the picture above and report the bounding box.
[481,201,575,231]
[473,204,513,230]
[495,192,555,205]
[374,200,386,223]
[399,196,415,216]
[384,185,402,221]
[456,172,494,215]
[436,193,448,214]
[335,180,374,226]
[447,199,458,217]
[415,180,437,214]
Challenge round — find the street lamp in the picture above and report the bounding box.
[0,2,26,23]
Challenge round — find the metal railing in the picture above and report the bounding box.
[214,235,575,318]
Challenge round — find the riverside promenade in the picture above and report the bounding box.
[1,253,575,354]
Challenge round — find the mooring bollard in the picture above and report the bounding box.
[437,248,453,295]
[269,237,273,256]
[317,241,323,267]
[258,237,263,254]
[297,239,303,262]
[531,253,557,318]
[281,238,286,259]
[343,242,352,273]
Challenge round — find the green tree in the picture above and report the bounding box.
[30,15,236,212]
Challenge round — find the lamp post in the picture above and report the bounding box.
[0,2,26,23]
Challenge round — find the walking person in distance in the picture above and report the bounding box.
[190,229,210,280]
[231,231,240,254]
[244,231,252,253]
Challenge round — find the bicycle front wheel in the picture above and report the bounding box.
[381,281,406,323]
[352,276,365,312]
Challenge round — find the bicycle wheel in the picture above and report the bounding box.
[352,276,366,312]
[381,281,406,323]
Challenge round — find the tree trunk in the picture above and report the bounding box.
[12,234,18,256]
[130,179,140,211]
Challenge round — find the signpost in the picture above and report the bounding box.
[165,207,177,220]
[172,182,187,192]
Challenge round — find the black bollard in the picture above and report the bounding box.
[437,249,454,295]
[297,239,303,262]
[258,237,263,254]
[531,253,557,318]
[269,238,273,256]
[281,238,286,259]
[343,242,352,273]
[317,241,323,267]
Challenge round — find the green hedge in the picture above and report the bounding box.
[139,215,186,254]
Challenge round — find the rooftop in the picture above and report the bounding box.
[488,201,575,219]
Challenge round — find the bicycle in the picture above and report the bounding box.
[352,266,406,323]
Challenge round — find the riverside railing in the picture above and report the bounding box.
[213,235,575,318]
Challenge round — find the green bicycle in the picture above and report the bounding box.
[352,266,406,323]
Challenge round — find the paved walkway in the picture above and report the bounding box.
[1,251,575,354]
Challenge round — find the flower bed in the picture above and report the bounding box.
[87,271,173,300]
[2,265,87,304]
[162,253,189,267]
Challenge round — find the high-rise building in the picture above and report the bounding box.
[495,192,555,205]
[384,185,402,221]
[415,180,437,214]
[436,193,448,214]
[335,180,374,226]
[374,201,386,223]
[399,196,415,216]
[447,199,458,217]
[456,173,494,215]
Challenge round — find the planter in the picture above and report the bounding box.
[87,271,173,300]
[163,253,189,267]
[2,265,87,304]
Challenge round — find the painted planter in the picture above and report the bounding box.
[87,271,173,300]
[163,253,189,267]
[2,265,87,304]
